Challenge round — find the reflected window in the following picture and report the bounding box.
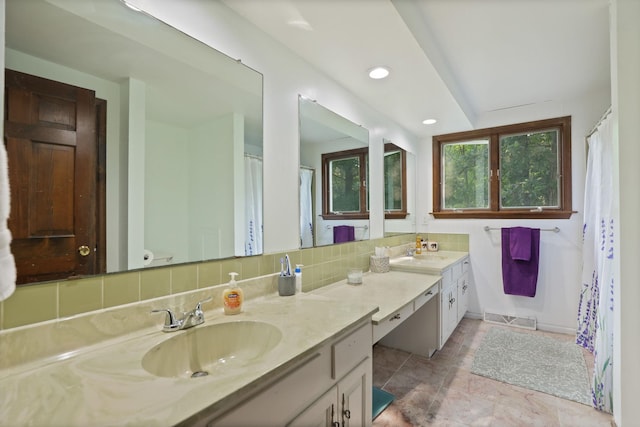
[384,143,408,219]
[322,148,368,219]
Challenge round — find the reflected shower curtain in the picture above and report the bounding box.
[300,168,314,248]
[244,156,263,255]
[576,112,614,412]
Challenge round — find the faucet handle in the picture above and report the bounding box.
[151,308,181,332]
[193,296,213,313]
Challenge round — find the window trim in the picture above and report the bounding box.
[384,143,408,219]
[432,116,574,219]
[321,147,369,220]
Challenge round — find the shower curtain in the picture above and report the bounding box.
[576,112,614,413]
[244,156,263,255]
[300,168,314,248]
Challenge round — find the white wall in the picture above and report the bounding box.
[145,120,189,264]
[611,0,640,424]
[126,78,147,270]
[188,115,237,261]
[416,89,610,333]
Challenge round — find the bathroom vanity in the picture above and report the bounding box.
[0,250,469,426]
[207,319,372,427]
[312,270,443,358]
[389,251,470,348]
[0,293,378,426]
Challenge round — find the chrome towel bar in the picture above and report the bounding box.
[484,226,560,233]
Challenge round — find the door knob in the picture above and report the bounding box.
[78,245,91,257]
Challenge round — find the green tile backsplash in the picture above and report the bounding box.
[0,233,467,330]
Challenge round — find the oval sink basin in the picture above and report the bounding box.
[389,254,453,273]
[142,321,282,378]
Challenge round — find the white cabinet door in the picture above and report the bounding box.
[457,271,469,323]
[287,386,338,427]
[446,286,458,341]
[440,283,457,348]
[337,359,371,427]
[289,359,371,427]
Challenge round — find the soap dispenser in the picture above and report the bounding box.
[222,272,243,315]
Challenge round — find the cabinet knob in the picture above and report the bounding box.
[425,290,433,296]
[389,313,401,321]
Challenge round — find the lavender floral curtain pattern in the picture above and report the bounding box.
[576,112,614,413]
[244,156,263,255]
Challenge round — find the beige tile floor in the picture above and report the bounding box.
[372,318,614,427]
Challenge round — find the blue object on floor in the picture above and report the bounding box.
[372,386,394,420]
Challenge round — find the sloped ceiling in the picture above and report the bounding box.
[222,0,610,139]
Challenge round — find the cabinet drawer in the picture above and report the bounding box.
[414,283,439,311]
[373,303,413,343]
[332,321,371,380]
[461,257,470,273]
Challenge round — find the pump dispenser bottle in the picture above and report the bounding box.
[294,264,303,293]
[222,272,243,315]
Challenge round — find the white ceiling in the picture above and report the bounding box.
[222,0,611,139]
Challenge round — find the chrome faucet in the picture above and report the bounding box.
[152,297,212,332]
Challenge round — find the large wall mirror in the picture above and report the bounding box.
[5,0,263,284]
[298,96,370,248]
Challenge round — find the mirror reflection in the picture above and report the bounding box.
[384,144,417,235]
[5,0,263,284]
[298,96,370,248]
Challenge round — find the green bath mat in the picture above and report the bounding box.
[471,327,591,405]
[372,386,394,419]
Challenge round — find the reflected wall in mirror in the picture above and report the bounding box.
[384,141,417,235]
[298,96,370,248]
[5,0,263,284]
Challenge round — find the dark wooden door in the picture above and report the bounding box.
[4,69,101,284]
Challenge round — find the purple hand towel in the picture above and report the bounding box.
[333,225,355,243]
[509,226,532,261]
[501,227,540,297]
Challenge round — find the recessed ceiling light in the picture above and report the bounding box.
[368,66,390,80]
[422,119,437,125]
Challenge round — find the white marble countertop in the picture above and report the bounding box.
[0,257,461,427]
[0,292,378,427]
[311,270,442,323]
[389,250,469,275]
